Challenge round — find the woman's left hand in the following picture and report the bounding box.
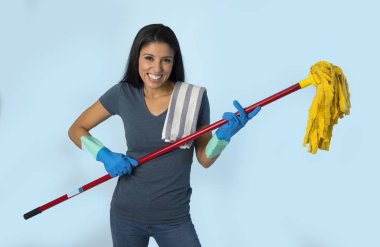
[215,100,261,142]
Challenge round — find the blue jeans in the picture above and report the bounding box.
[110,213,202,247]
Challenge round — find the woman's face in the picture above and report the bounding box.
[138,42,174,90]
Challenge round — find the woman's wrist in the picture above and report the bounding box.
[205,135,230,159]
[80,135,105,159]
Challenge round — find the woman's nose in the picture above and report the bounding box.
[152,61,162,72]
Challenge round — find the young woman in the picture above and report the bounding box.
[68,24,260,247]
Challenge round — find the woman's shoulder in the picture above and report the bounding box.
[176,81,206,90]
[101,82,140,98]
[117,81,141,92]
[118,81,143,101]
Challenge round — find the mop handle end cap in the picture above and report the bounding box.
[24,208,42,220]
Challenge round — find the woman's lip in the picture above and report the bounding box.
[147,75,163,84]
[148,73,163,80]
[148,73,163,82]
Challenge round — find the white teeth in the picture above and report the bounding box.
[148,73,162,80]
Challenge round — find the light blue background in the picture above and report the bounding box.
[1,0,379,246]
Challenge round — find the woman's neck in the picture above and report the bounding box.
[143,81,175,99]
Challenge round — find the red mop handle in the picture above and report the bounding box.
[23,83,301,220]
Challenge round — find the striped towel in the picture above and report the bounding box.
[162,82,206,149]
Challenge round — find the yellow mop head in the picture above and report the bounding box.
[300,61,351,154]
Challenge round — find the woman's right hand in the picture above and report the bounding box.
[96,147,139,177]
[216,100,261,142]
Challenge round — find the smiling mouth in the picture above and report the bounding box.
[148,73,163,80]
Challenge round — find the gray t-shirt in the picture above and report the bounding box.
[99,82,210,224]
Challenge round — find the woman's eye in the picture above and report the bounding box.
[163,58,172,63]
[145,56,153,61]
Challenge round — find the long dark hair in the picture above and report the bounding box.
[120,24,185,88]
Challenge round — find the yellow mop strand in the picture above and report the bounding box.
[299,61,351,154]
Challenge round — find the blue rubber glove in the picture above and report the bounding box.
[215,100,261,142]
[96,147,139,177]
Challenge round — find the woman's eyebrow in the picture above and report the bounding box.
[143,53,173,58]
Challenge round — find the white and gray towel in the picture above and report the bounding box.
[162,82,206,149]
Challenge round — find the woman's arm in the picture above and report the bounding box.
[195,101,261,169]
[195,127,219,168]
[68,100,111,149]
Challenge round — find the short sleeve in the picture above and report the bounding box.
[197,90,210,128]
[99,83,122,115]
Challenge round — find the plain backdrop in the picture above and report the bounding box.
[1,0,379,246]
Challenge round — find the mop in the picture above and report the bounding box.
[23,61,351,220]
